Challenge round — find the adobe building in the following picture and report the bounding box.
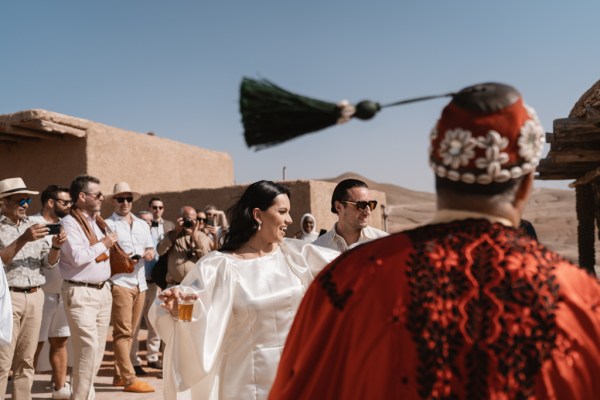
[0,109,234,194]
[0,109,386,235]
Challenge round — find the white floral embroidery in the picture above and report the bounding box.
[431,112,545,184]
[474,130,510,181]
[518,119,545,163]
[438,129,477,169]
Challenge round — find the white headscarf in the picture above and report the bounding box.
[297,213,319,242]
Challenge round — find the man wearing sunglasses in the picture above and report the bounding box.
[30,185,72,399]
[313,179,388,252]
[105,182,155,394]
[0,177,66,399]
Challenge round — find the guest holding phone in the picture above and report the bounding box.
[30,185,72,399]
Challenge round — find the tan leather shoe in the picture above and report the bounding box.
[124,380,155,393]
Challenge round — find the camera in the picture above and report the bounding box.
[182,217,195,229]
[205,218,215,227]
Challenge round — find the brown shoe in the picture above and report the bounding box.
[113,378,125,387]
[124,379,155,393]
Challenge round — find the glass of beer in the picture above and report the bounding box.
[177,286,195,322]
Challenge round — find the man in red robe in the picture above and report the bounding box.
[269,83,600,399]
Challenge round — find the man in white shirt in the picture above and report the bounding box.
[59,174,117,400]
[31,185,72,399]
[105,182,155,394]
[313,179,388,252]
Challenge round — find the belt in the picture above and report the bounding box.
[65,279,107,290]
[9,286,40,293]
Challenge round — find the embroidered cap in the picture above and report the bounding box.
[429,83,545,185]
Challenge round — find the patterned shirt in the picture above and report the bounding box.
[0,214,54,288]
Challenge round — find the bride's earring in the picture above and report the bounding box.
[257,220,262,230]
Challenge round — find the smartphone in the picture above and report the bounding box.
[130,254,142,261]
[46,223,61,235]
[205,218,215,227]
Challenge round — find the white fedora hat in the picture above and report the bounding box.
[0,177,39,199]
[110,182,141,202]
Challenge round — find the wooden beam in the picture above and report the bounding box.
[551,149,600,163]
[553,117,600,143]
[12,120,86,138]
[0,122,58,140]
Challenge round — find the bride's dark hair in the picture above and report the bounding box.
[220,180,291,252]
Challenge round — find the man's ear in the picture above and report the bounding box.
[334,200,343,214]
[514,172,534,209]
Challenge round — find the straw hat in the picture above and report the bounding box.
[110,182,141,202]
[0,177,39,199]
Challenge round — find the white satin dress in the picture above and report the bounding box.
[149,239,339,400]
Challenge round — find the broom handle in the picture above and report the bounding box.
[381,92,454,108]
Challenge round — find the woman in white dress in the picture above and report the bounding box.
[150,180,339,400]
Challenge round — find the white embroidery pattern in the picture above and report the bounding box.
[437,128,477,169]
[430,108,544,184]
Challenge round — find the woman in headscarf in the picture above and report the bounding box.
[294,213,319,242]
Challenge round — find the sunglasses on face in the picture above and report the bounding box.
[52,198,73,206]
[197,217,207,223]
[115,196,134,204]
[14,198,32,207]
[341,200,378,211]
[152,205,164,210]
[84,191,103,200]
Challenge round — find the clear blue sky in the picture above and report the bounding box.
[1,1,598,192]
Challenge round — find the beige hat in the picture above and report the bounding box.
[110,182,141,202]
[0,177,39,199]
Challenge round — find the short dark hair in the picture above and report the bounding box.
[331,179,368,214]
[435,176,522,197]
[70,175,100,204]
[148,197,162,207]
[40,185,70,206]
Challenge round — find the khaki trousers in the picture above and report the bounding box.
[131,282,162,365]
[0,289,44,400]
[62,282,112,400]
[111,285,145,386]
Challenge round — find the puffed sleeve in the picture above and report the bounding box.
[149,252,238,398]
[280,238,340,287]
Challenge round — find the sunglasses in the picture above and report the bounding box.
[84,191,103,200]
[115,196,134,203]
[152,206,164,210]
[52,198,73,206]
[341,200,378,211]
[14,197,32,207]
[197,217,207,223]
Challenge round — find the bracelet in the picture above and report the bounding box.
[51,246,61,251]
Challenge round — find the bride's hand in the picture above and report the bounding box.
[159,287,198,318]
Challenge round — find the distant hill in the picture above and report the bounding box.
[322,172,592,265]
